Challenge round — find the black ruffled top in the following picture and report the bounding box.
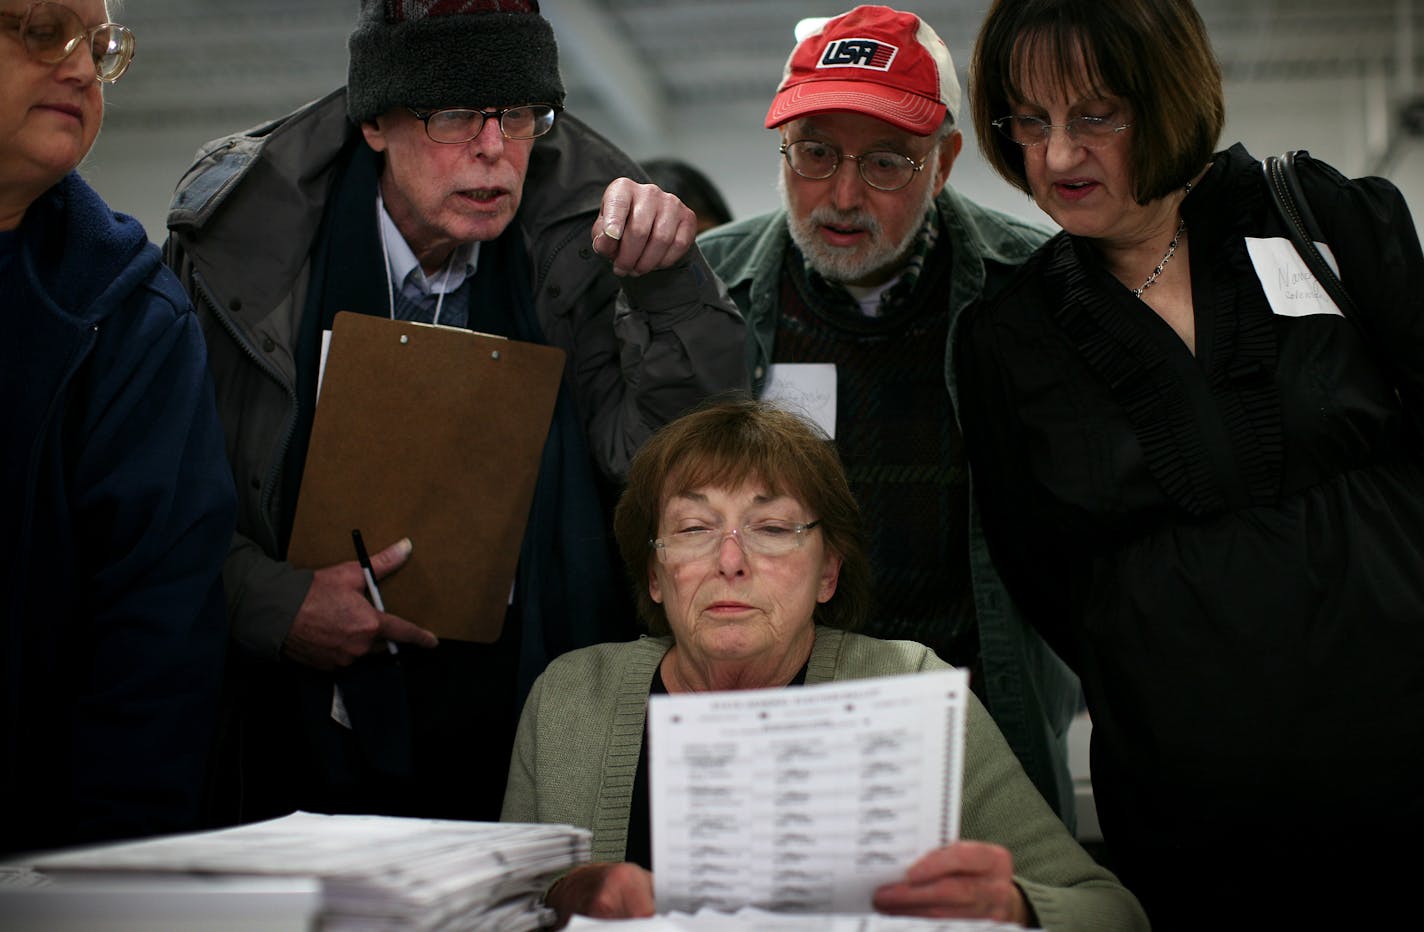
[955,143,1424,915]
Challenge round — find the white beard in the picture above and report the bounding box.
[778,170,938,286]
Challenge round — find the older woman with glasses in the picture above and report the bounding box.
[1,1,234,855]
[960,0,1424,927]
[502,399,1146,930]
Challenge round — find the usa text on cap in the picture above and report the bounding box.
[765,4,960,136]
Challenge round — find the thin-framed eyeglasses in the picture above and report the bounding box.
[0,1,135,83]
[651,520,823,565]
[779,140,929,192]
[407,104,559,144]
[991,115,1130,149]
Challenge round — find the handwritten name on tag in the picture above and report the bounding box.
[762,363,837,439]
[1245,236,1344,318]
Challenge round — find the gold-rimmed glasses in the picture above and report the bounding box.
[779,140,930,192]
[1,1,135,83]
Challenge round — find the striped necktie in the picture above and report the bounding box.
[393,268,469,330]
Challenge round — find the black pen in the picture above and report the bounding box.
[352,528,398,655]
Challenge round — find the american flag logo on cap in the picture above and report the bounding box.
[764,5,958,134]
[817,38,899,72]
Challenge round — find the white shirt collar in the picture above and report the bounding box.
[843,273,904,319]
[376,191,479,296]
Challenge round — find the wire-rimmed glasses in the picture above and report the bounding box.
[780,140,930,192]
[652,520,823,565]
[0,1,135,83]
[991,115,1131,149]
[407,104,559,144]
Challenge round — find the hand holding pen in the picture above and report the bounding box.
[280,533,439,671]
[353,529,399,656]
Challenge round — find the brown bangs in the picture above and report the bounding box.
[656,429,818,520]
[1003,28,1114,117]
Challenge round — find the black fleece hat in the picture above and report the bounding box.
[346,0,565,124]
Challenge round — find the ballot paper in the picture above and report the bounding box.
[566,905,1036,931]
[648,670,969,915]
[25,812,591,931]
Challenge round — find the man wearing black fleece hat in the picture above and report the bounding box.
[164,0,747,826]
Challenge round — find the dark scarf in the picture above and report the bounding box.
[277,142,630,808]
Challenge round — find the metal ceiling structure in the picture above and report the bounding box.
[107,1,1403,127]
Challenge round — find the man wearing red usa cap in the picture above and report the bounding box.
[699,5,1081,829]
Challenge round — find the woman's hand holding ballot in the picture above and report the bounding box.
[547,862,656,927]
[873,841,1032,924]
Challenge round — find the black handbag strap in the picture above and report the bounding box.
[1262,150,1411,419]
[1260,150,1363,321]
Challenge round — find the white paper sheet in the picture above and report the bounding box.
[317,328,333,405]
[648,670,968,915]
[566,905,1034,930]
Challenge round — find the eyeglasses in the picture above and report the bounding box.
[1,1,135,83]
[780,140,930,192]
[651,520,823,565]
[407,104,559,144]
[991,115,1130,149]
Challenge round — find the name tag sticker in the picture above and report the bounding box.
[1245,236,1344,318]
[762,363,837,439]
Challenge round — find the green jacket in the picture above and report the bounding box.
[696,187,1082,828]
[502,627,1146,932]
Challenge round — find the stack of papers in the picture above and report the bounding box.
[13,812,590,930]
[567,906,1037,931]
[0,870,322,931]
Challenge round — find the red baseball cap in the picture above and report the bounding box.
[765,5,959,136]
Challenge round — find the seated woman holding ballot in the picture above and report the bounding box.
[501,399,1145,930]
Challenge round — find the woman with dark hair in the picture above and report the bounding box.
[962,0,1424,925]
[503,398,1146,930]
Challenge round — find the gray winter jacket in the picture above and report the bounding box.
[165,89,748,659]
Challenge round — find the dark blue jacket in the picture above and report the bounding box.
[1,173,235,856]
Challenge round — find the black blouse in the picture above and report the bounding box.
[955,143,1424,913]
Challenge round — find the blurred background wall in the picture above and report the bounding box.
[82,0,1417,242]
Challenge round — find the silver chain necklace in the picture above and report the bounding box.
[1134,217,1186,298]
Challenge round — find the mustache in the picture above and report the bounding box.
[807,205,882,239]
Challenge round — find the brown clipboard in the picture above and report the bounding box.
[287,311,565,643]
